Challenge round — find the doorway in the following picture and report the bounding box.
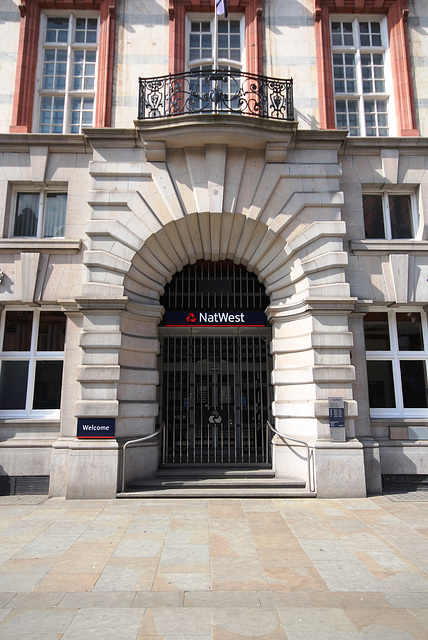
[158,261,273,465]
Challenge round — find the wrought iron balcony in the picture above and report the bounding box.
[138,69,294,121]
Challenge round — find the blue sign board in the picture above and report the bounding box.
[77,418,115,439]
[163,310,267,327]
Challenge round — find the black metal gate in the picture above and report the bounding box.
[158,261,272,465]
[159,328,272,464]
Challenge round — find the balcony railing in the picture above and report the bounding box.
[138,70,294,121]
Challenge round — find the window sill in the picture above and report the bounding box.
[0,239,81,254]
[350,240,428,255]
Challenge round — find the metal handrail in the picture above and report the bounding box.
[121,425,163,492]
[267,420,315,492]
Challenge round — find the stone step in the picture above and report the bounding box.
[127,477,304,489]
[119,465,314,498]
[117,486,316,498]
[155,469,276,480]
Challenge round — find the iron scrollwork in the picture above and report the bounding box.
[138,70,294,121]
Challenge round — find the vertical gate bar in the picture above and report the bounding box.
[246,333,250,463]
[214,334,217,464]
[189,332,198,462]
[239,334,244,463]
[178,336,181,463]
[182,336,186,463]
[252,334,257,463]
[206,333,209,463]
[258,332,264,463]
[190,333,194,464]
[199,336,203,462]
[172,335,176,463]
[265,331,272,463]
[164,337,168,463]
[220,335,224,462]
[225,335,229,463]
[160,335,165,463]
[233,334,237,463]
[227,261,231,309]
[166,337,171,463]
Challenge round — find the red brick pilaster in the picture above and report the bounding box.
[95,0,116,127]
[315,1,335,129]
[10,0,40,133]
[169,0,186,74]
[387,0,418,135]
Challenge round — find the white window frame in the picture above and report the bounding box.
[0,307,65,419]
[185,13,245,72]
[362,189,420,240]
[331,15,396,137]
[9,187,68,239]
[34,11,99,134]
[365,308,428,418]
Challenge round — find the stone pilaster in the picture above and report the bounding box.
[268,298,366,497]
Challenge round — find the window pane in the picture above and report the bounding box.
[335,99,360,135]
[333,53,356,93]
[37,312,66,351]
[396,312,424,351]
[43,193,67,238]
[2,311,33,351]
[75,17,98,45]
[389,195,413,239]
[46,17,69,43]
[33,361,63,409]
[189,21,212,60]
[367,361,396,408]
[0,361,29,409]
[39,97,64,134]
[364,313,390,350]
[363,194,385,239]
[13,193,39,237]
[400,360,428,408]
[331,21,353,47]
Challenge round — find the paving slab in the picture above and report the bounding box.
[0,493,427,639]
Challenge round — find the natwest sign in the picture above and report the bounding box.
[163,310,267,327]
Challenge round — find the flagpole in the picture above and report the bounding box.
[214,1,219,71]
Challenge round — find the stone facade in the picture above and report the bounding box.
[0,0,428,498]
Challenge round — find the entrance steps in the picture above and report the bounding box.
[117,465,316,498]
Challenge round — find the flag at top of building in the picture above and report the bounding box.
[216,0,228,18]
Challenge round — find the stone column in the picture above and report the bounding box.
[49,302,84,497]
[57,297,127,499]
[268,298,367,498]
[117,302,163,487]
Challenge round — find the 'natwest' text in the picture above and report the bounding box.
[199,312,245,323]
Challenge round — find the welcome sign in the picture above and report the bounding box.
[163,311,267,327]
[77,418,115,439]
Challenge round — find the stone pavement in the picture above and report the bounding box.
[0,494,428,639]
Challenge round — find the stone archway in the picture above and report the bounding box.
[53,124,366,498]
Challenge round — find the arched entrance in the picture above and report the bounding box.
[159,260,273,465]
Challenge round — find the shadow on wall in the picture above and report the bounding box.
[380,447,427,493]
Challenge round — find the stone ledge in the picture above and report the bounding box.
[350,240,428,254]
[0,239,81,254]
